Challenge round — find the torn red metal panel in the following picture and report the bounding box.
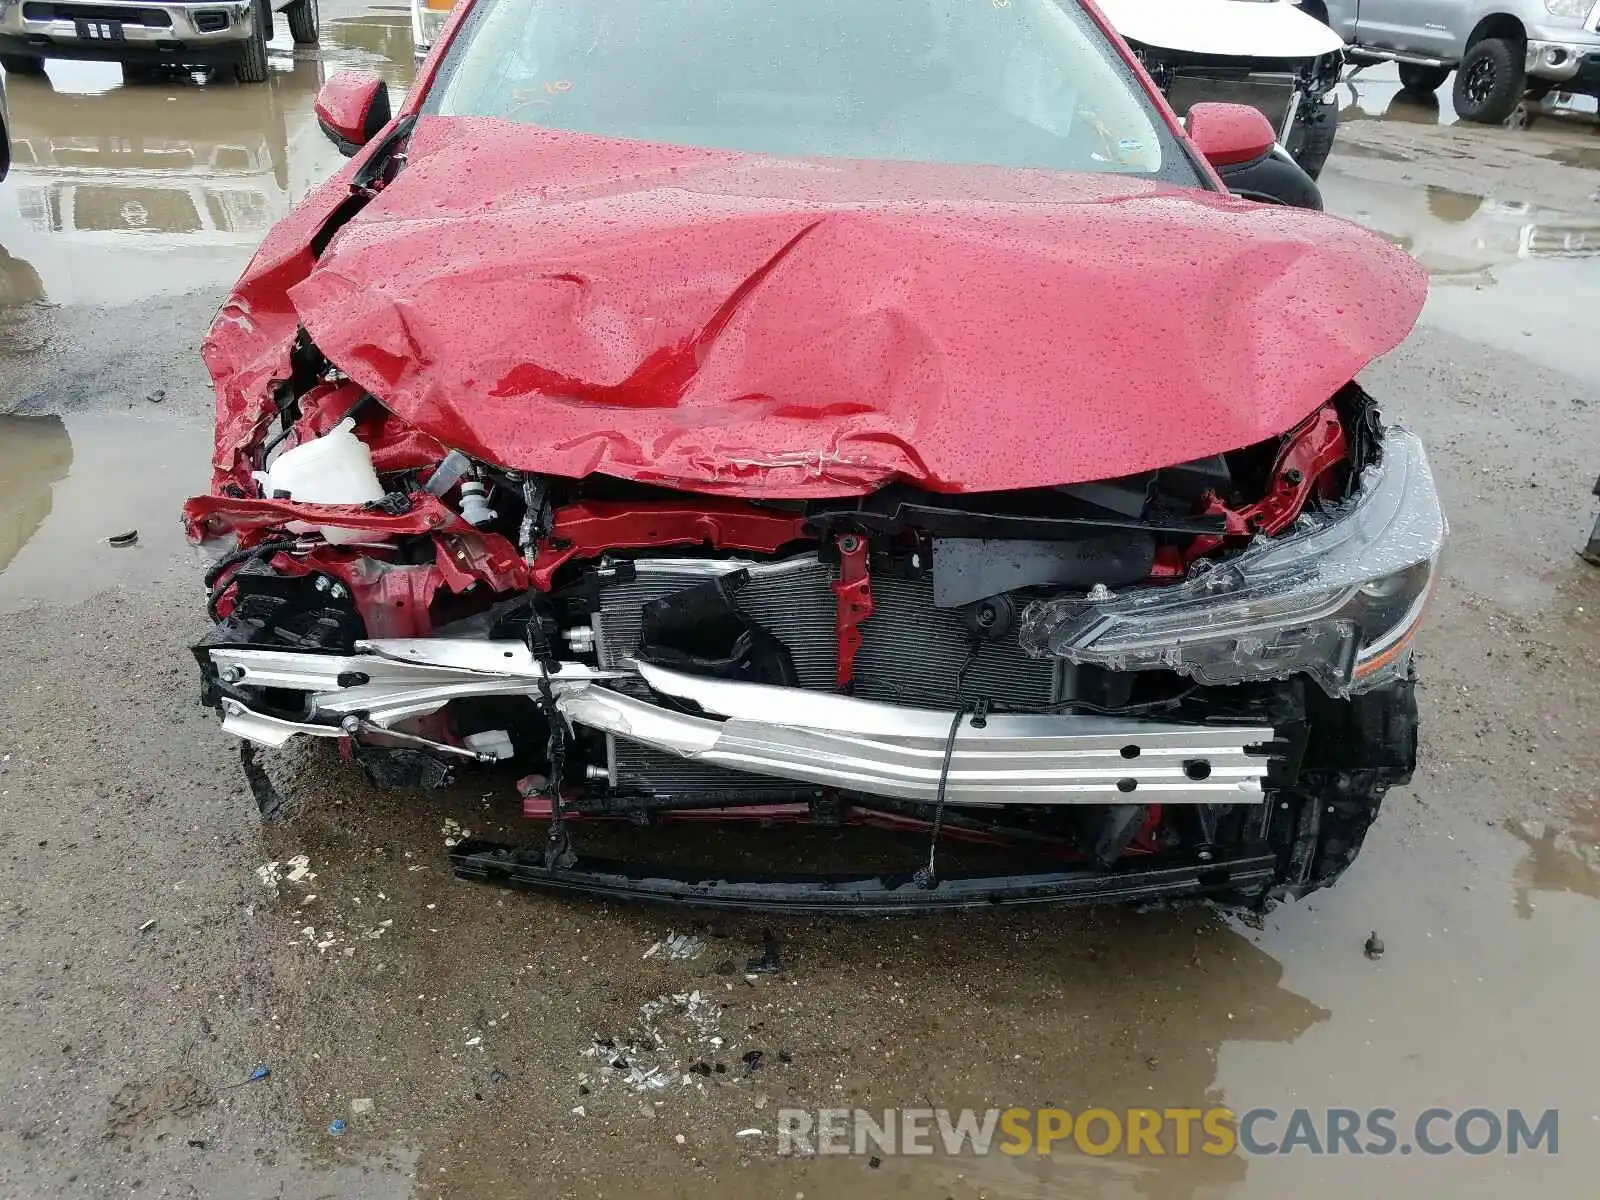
[1190,402,1349,557]
[529,500,809,590]
[182,491,469,542]
[342,563,443,639]
[206,119,1425,502]
[431,530,532,595]
[184,487,531,611]
[281,383,452,476]
[201,167,364,486]
[259,536,524,634]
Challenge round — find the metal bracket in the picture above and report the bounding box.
[831,533,874,692]
[362,491,415,515]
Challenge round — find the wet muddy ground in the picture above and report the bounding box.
[2,23,1599,1199]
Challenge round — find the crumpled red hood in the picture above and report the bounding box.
[207,117,1425,498]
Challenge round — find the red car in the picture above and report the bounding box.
[187,0,1444,912]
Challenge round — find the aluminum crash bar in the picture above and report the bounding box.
[206,640,1276,806]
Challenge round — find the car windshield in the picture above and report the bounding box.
[423,0,1195,182]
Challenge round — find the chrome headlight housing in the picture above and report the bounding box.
[1020,428,1445,698]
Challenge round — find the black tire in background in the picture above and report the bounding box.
[0,54,47,74]
[234,0,270,82]
[1286,99,1339,180]
[285,0,318,45]
[1452,37,1525,123]
[1397,62,1451,95]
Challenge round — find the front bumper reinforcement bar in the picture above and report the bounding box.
[204,639,1276,807]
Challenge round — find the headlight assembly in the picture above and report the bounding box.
[1019,427,1445,698]
[1543,0,1590,18]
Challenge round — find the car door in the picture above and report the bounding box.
[1353,0,1466,56]
[1322,0,1361,41]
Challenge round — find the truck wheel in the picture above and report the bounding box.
[0,54,47,74]
[1453,37,1525,124]
[285,0,318,45]
[234,0,270,82]
[1397,62,1451,95]
[1287,100,1339,181]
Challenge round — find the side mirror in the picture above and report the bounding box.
[315,71,392,156]
[1185,102,1277,169]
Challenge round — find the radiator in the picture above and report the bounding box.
[591,555,1061,797]
[1165,72,1299,140]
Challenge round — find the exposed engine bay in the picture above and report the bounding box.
[188,361,1442,912]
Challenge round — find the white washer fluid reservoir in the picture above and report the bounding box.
[253,417,391,545]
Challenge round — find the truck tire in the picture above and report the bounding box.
[1397,62,1451,95]
[0,53,47,74]
[234,0,270,82]
[1453,37,1525,124]
[1287,99,1339,180]
[285,0,318,45]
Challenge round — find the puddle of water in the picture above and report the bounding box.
[0,0,413,309]
[1339,63,1456,127]
[0,414,74,576]
[1217,802,1600,1196]
[1508,794,1600,917]
[0,244,47,308]
[1339,61,1600,131]
[1320,166,1600,377]
[1332,139,1411,163]
[1541,143,1600,171]
[0,244,52,356]
[633,806,1600,1200]
[324,8,419,79]
[22,1143,420,1199]
[196,1147,419,1198]
[263,782,1340,1199]
[0,412,212,612]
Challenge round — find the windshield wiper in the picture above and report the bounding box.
[311,114,421,258]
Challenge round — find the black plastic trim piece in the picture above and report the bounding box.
[449,840,1276,913]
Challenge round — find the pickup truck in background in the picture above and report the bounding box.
[1309,0,1600,123]
[0,0,319,83]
